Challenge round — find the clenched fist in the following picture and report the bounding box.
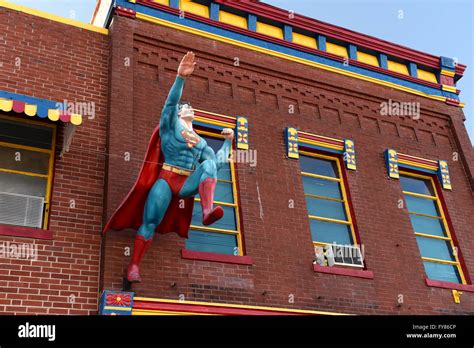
[221,128,234,141]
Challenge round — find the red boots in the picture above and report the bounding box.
[199,178,224,226]
[126,235,153,283]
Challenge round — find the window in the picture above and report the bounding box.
[400,172,466,284]
[0,115,56,229]
[300,152,358,248]
[185,130,243,256]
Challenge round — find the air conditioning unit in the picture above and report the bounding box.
[0,192,44,228]
[314,243,364,268]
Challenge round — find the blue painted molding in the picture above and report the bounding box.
[379,54,388,69]
[169,0,179,9]
[248,14,257,31]
[317,35,326,51]
[409,62,418,78]
[210,2,219,21]
[284,25,292,42]
[440,56,455,70]
[348,44,357,60]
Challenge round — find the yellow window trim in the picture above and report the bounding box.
[403,190,436,200]
[0,114,56,229]
[301,151,358,246]
[304,193,345,203]
[193,128,243,255]
[400,170,467,284]
[414,232,450,241]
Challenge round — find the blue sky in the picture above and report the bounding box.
[6,0,473,143]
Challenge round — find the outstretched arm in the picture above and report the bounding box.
[200,129,234,170]
[160,52,196,131]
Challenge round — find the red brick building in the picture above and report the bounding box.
[1,0,473,315]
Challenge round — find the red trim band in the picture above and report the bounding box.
[0,224,53,240]
[181,249,253,265]
[425,278,474,293]
[313,264,374,279]
[116,6,136,19]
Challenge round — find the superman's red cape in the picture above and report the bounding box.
[103,126,194,238]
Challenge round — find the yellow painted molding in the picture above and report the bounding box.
[442,85,457,93]
[357,51,379,67]
[135,13,463,107]
[441,69,455,77]
[326,42,348,58]
[417,69,438,83]
[256,21,283,39]
[292,32,317,49]
[387,60,409,76]
[0,0,108,35]
[219,10,247,29]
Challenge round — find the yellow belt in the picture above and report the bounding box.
[162,164,193,177]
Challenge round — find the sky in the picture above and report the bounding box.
[5,0,473,143]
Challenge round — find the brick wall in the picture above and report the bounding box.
[0,8,109,314]
[103,15,474,314]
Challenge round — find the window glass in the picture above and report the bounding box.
[300,156,339,178]
[0,118,53,149]
[302,176,342,200]
[401,174,464,284]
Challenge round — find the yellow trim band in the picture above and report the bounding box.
[0,0,108,35]
[135,13,462,107]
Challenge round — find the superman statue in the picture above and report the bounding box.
[104,52,234,283]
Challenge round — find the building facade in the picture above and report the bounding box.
[1,0,473,315]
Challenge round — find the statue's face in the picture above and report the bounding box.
[179,104,194,121]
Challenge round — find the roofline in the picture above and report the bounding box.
[216,0,466,76]
[0,0,108,35]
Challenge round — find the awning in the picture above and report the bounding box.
[0,91,83,125]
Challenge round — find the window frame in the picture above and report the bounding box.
[0,114,57,230]
[186,127,245,256]
[299,150,360,249]
[400,170,467,285]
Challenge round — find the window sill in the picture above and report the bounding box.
[181,249,253,265]
[313,264,374,279]
[425,278,474,292]
[0,224,53,240]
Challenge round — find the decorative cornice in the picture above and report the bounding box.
[214,0,466,78]
[126,0,464,107]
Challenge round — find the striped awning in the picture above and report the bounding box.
[0,91,83,125]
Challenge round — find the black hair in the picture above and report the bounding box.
[178,102,192,113]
